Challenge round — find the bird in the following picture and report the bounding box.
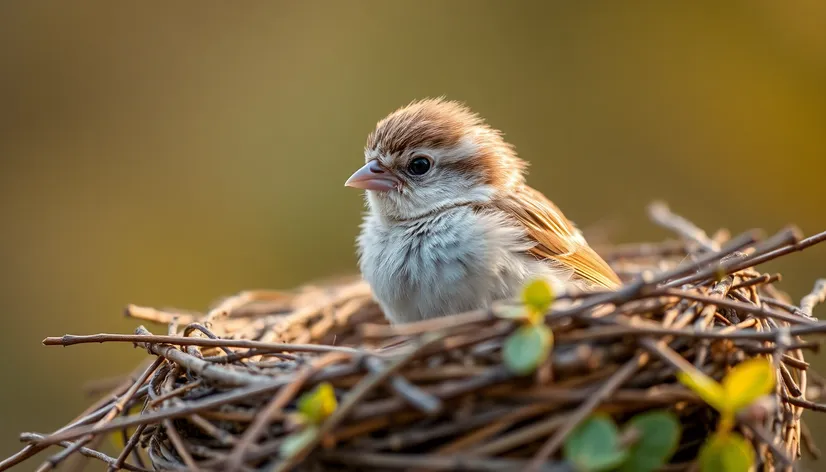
[345,98,620,324]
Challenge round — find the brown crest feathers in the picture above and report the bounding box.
[367,98,527,189]
[366,98,483,155]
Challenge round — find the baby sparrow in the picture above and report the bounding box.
[345,98,620,324]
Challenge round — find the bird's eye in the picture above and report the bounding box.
[407,156,431,176]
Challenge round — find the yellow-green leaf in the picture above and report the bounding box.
[722,358,776,414]
[522,279,555,317]
[698,432,755,472]
[502,324,553,375]
[676,367,727,414]
[296,382,337,424]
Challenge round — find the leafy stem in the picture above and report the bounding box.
[499,279,556,375]
[677,357,776,472]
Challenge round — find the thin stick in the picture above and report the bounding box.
[528,354,646,471]
[43,332,366,355]
[224,352,349,471]
[19,434,151,472]
[365,356,443,414]
[0,360,153,472]
[272,334,447,472]
[648,201,718,251]
[31,377,309,446]
[730,273,781,291]
[800,279,826,317]
[134,326,270,387]
[35,357,163,472]
[108,422,148,471]
[320,451,572,472]
[125,304,197,325]
[659,288,816,325]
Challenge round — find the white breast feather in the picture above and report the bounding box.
[357,206,573,323]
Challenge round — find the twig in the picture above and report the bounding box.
[800,279,826,317]
[527,354,646,471]
[108,421,148,471]
[224,352,349,471]
[147,379,203,408]
[730,273,781,291]
[745,424,794,467]
[133,326,271,387]
[782,395,826,413]
[320,451,573,472]
[29,373,325,446]
[0,360,153,472]
[468,413,573,456]
[43,332,367,355]
[679,230,826,293]
[648,201,718,251]
[271,334,447,472]
[35,357,164,472]
[364,356,443,415]
[162,419,201,471]
[659,288,816,325]
[664,227,802,288]
[125,304,197,326]
[19,433,151,472]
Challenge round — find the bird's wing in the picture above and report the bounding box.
[492,185,621,289]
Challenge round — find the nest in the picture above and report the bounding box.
[5,203,826,472]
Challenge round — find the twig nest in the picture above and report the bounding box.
[9,204,826,472]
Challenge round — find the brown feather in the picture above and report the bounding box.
[492,185,621,289]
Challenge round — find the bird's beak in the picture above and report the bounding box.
[344,160,401,192]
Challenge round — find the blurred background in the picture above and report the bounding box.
[1,0,825,465]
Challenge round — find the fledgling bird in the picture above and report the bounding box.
[345,98,620,324]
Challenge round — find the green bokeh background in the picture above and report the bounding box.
[1,1,825,465]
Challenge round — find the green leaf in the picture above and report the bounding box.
[522,278,555,317]
[619,411,681,472]
[296,382,338,424]
[502,324,553,375]
[722,358,776,414]
[279,425,318,458]
[563,414,629,472]
[676,367,727,413]
[698,432,755,472]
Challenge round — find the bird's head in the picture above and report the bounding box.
[345,98,526,221]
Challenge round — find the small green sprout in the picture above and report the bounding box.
[279,382,338,458]
[522,278,555,323]
[564,415,629,472]
[500,279,555,375]
[619,411,681,472]
[563,411,681,472]
[677,357,775,472]
[502,323,553,375]
[296,382,338,424]
[698,432,755,472]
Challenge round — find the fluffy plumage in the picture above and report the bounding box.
[347,98,619,324]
